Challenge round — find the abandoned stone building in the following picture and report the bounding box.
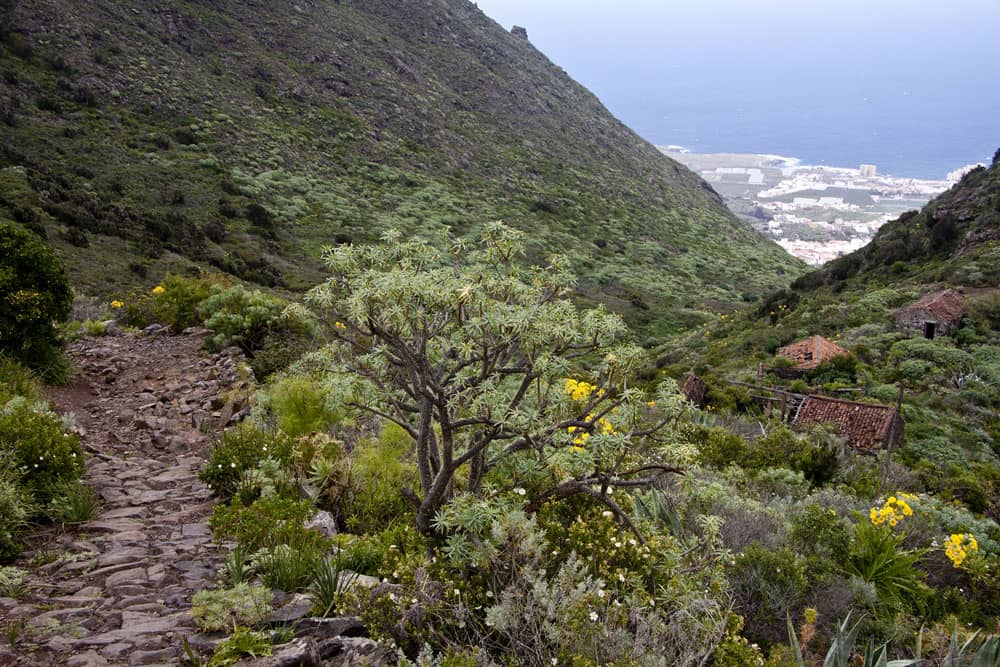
[894,289,964,339]
[792,395,904,451]
[778,335,849,370]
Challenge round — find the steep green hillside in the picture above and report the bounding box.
[0,0,800,340]
[657,152,1000,513]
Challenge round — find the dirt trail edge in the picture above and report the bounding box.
[1,328,251,667]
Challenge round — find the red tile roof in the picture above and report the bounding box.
[778,336,849,370]
[793,395,903,450]
[896,289,964,325]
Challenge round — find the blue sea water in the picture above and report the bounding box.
[475,0,1000,180]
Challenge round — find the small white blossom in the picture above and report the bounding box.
[514,487,526,496]
[589,611,599,622]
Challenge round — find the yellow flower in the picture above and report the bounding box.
[110,300,124,309]
[151,285,166,295]
[646,400,656,407]
[334,321,347,330]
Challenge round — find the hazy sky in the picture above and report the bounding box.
[472,0,1000,174]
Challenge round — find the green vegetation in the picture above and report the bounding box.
[0,0,801,342]
[0,222,72,378]
[191,213,1000,663]
[0,356,91,561]
[191,583,273,633]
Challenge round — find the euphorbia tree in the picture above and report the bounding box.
[305,222,688,538]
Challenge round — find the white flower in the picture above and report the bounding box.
[618,573,625,582]
[514,487,526,496]
[486,590,494,598]
[551,659,558,666]
[589,611,599,622]
[601,511,614,519]
[454,589,460,596]
[230,462,236,468]
[597,589,606,598]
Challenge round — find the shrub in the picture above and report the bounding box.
[844,519,928,613]
[0,221,72,377]
[0,354,44,404]
[0,398,84,504]
[206,626,273,667]
[199,284,312,359]
[211,495,326,554]
[120,272,225,332]
[729,545,809,646]
[47,479,101,524]
[0,453,33,561]
[343,423,419,534]
[253,542,323,592]
[267,374,336,438]
[191,583,273,632]
[201,424,295,500]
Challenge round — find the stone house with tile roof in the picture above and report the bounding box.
[778,335,849,371]
[895,289,964,339]
[792,395,904,450]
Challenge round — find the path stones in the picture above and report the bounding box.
[5,331,246,666]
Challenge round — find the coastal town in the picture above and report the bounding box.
[660,148,979,264]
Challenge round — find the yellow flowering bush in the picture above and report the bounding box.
[869,493,915,527]
[944,533,978,568]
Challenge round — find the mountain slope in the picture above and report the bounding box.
[655,150,1000,513]
[0,0,801,338]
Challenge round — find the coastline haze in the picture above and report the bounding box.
[474,0,1000,178]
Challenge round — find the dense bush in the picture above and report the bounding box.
[200,424,295,500]
[0,450,32,560]
[342,424,419,534]
[0,221,72,376]
[0,398,84,504]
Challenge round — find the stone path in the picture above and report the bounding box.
[0,328,252,666]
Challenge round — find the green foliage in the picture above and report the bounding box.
[47,479,101,525]
[696,425,837,487]
[0,222,72,377]
[0,354,44,404]
[306,223,693,536]
[0,397,84,504]
[200,424,295,500]
[0,455,32,561]
[191,583,273,632]
[343,423,419,534]
[730,545,809,646]
[309,556,357,617]
[266,374,336,438]
[888,338,973,388]
[210,495,326,554]
[845,520,927,612]
[206,626,273,667]
[119,272,224,332]
[0,566,28,598]
[199,284,312,359]
[252,543,323,592]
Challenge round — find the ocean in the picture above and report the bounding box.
[474,0,1000,181]
[616,79,998,180]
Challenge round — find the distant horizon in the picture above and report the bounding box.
[474,0,1000,179]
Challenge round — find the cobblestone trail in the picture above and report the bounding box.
[0,329,251,666]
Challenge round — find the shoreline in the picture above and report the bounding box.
[658,146,981,183]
